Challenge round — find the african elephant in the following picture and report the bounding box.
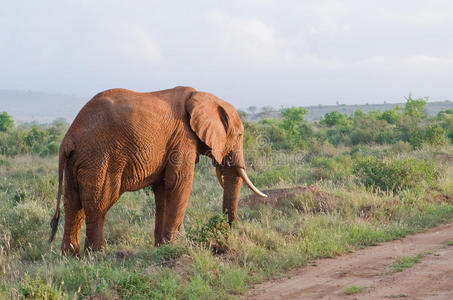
[49,86,267,255]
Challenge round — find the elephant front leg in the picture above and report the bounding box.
[156,156,195,244]
[152,182,167,245]
[84,214,106,253]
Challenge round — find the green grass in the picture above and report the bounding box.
[447,240,453,246]
[390,253,424,272]
[344,285,367,295]
[1,145,453,299]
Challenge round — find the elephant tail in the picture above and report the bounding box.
[49,138,73,243]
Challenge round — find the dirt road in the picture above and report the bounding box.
[245,222,453,300]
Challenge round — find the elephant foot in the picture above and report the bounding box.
[84,217,105,253]
[84,239,105,254]
[155,230,182,246]
[61,241,81,257]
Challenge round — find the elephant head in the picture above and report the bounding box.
[186,91,267,224]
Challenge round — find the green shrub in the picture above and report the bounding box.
[391,141,412,153]
[320,111,350,127]
[404,95,427,120]
[445,130,453,144]
[378,106,401,124]
[187,213,230,251]
[324,126,352,146]
[279,107,312,149]
[0,121,66,156]
[20,277,56,300]
[249,164,305,187]
[349,119,397,145]
[354,156,441,192]
[311,155,353,181]
[0,112,14,132]
[405,124,448,148]
[41,141,59,156]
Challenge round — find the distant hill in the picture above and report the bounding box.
[245,101,453,122]
[0,90,86,124]
[1,89,453,124]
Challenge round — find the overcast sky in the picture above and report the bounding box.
[1,0,453,107]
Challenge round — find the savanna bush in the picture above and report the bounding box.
[320,111,350,127]
[349,119,398,145]
[187,213,230,251]
[324,126,352,146]
[249,164,305,187]
[20,277,56,300]
[0,112,14,132]
[0,121,66,156]
[378,106,401,124]
[401,123,449,148]
[354,156,441,193]
[311,155,353,181]
[391,141,412,153]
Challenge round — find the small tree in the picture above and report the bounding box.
[379,106,401,124]
[0,112,14,132]
[281,107,308,131]
[320,111,349,127]
[404,94,427,120]
[280,107,311,149]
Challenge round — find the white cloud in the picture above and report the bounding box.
[117,25,162,64]
[210,13,297,65]
[301,54,345,69]
[358,54,453,72]
[210,12,346,69]
[379,2,453,26]
[309,0,350,35]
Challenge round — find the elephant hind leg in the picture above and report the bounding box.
[62,207,85,256]
[61,170,85,256]
[80,174,121,253]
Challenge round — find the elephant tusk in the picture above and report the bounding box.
[236,167,268,198]
[216,166,224,188]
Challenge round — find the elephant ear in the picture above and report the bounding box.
[186,92,228,164]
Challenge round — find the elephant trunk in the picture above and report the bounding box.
[220,166,268,224]
[222,166,243,224]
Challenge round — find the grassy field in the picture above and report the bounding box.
[1,142,453,299]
